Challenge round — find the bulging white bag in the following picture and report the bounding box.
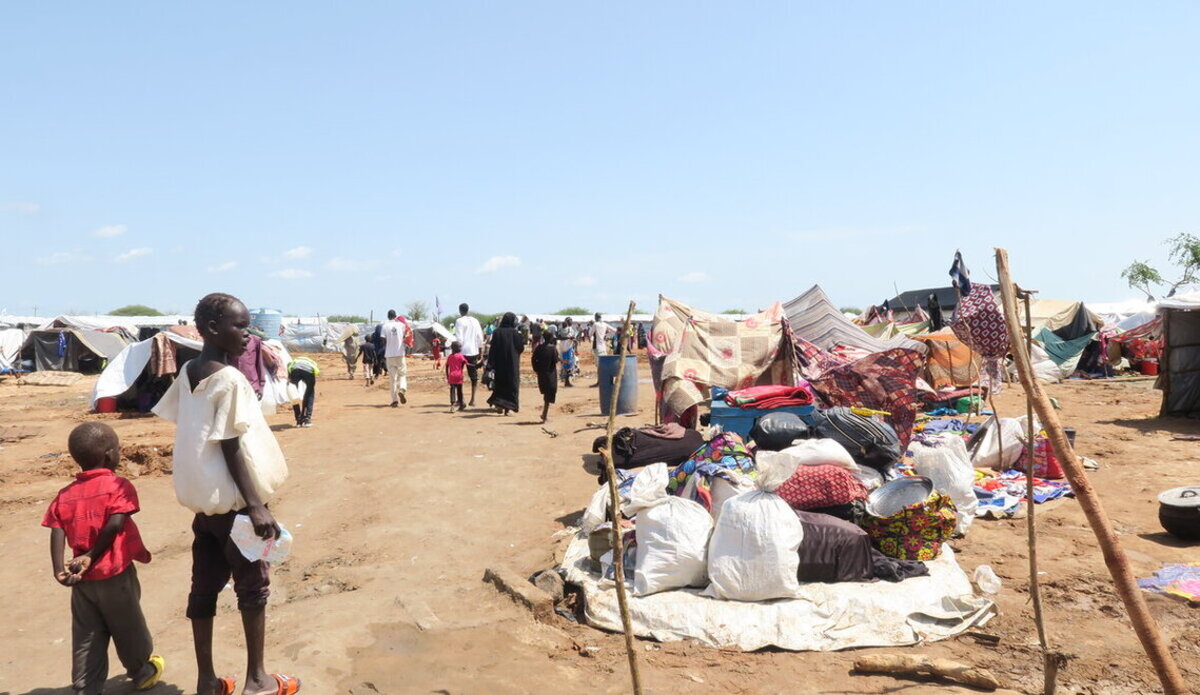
[912,434,977,535]
[622,464,714,596]
[767,439,858,472]
[704,454,804,601]
[970,416,1024,470]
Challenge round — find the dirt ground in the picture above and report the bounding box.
[1,352,1198,695]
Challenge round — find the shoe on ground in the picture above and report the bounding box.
[399,392,407,404]
[390,401,399,408]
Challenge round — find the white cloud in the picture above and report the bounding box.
[475,255,521,274]
[390,248,403,258]
[283,246,313,260]
[678,271,709,283]
[115,247,153,262]
[37,250,87,265]
[207,261,238,273]
[326,257,380,272]
[92,224,127,238]
[271,268,314,280]
[573,275,598,287]
[1,201,40,214]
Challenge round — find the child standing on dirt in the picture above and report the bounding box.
[360,336,377,386]
[531,335,560,423]
[153,292,301,695]
[431,337,444,369]
[445,341,467,412]
[43,421,164,695]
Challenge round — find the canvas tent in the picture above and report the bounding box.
[90,332,202,410]
[21,329,129,373]
[0,328,25,372]
[785,285,924,354]
[883,285,1001,321]
[1155,291,1200,417]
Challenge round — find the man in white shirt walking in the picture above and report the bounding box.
[453,303,484,407]
[592,312,613,357]
[382,309,409,406]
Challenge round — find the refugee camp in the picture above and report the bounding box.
[3,4,1199,695]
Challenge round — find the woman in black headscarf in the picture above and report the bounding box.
[487,312,525,414]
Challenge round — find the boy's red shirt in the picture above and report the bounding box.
[42,469,151,580]
[445,353,467,385]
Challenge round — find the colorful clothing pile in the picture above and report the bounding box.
[1138,563,1200,603]
[974,470,1074,517]
[724,384,815,409]
[667,432,756,512]
[793,337,925,449]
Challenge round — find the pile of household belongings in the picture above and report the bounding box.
[566,409,999,651]
[91,328,295,415]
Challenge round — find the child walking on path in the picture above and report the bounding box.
[445,341,467,412]
[153,292,301,695]
[531,335,560,423]
[43,422,164,695]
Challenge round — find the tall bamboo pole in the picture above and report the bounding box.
[600,300,643,695]
[996,249,1189,695]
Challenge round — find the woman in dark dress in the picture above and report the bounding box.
[486,312,525,414]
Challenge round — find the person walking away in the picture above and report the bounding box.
[531,332,560,423]
[486,312,525,414]
[43,422,164,695]
[286,355,319,427]
[530,318,544,350]
[371,320,388,380]
[453,303,484,407]
[445,341,467,412]
[152,292,301,695]
[360,336,378,386]
[558,317,578,387]
[382,309,409,406]
[340,328,359,380]
[518,315,532,348]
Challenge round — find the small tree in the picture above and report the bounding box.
[405,300,429,321]
[840,306,862,316]
[328,314,368,323]
[555,306,589,316]
[721,309,747,315]
[1121,233,1200,299]
[109,304,163,316]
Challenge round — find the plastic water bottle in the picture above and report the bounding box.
[973,565,1001,595]
[230,514,293,564]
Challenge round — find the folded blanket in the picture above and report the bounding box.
[724,384,815,410]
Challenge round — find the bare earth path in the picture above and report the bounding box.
[2,353,1198,694]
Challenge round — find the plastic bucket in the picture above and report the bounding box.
[598,355,638,416]
[1141,358,1159,376]
[96,397,117,413]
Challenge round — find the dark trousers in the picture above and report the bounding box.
[288,368,316,424]
[449,383,464,406]
[71,565,153,694]
[187,511,271,619]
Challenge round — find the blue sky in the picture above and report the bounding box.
[3,2,1199,318]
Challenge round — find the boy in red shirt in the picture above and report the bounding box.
[43,422,163,694]
[445,341,467,412]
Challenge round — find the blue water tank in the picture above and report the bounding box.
[250,308,284,338]
[598,354,638,416]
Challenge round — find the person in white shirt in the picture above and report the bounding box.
[152,292,300,695]
[592,312,613,357]
[453,303,484,407]
[381,309,409,406]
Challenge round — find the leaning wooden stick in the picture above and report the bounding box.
[600,300,642,695]
[996,249,1190,695]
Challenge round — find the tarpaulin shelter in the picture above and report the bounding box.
[649,296,794,418]
[41,314,192,342]
[90,332,203,411]
[919,329,982,389]
[784,285,924,354]
[0,328,25,372]
[1155,291,1200,417]
[883,285,1001,322]
[20,329,129,373]
[409,321,454,355]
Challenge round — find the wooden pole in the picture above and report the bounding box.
[995,249,1189,695]
[1020,291,1058,694]
[600,300,643,695]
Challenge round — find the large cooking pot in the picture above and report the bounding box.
[1158,486,1200,541]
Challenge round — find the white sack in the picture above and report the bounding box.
[628,464,713,596]
[704,454,804,601]
[971,416,1025,471]
[912,434,977,535]
[762,438,858,472]
[677,471,756,523]
[580,485,610,534]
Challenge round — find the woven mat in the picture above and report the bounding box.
[18,371,85,386]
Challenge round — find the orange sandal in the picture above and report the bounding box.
[216,677,236,695]
[270,673,301,694]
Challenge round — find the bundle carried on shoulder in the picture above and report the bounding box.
[704,452,804,601]
[623,463,714,596]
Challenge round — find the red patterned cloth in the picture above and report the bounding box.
[724,384,815,409]
[792,336,925,449]
[776,464,867,510]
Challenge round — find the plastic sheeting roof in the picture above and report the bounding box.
[785,285,924,354]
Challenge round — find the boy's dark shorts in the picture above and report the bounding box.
[186,510,270,619]
[537,372,558,404]
[465,355,480,383]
